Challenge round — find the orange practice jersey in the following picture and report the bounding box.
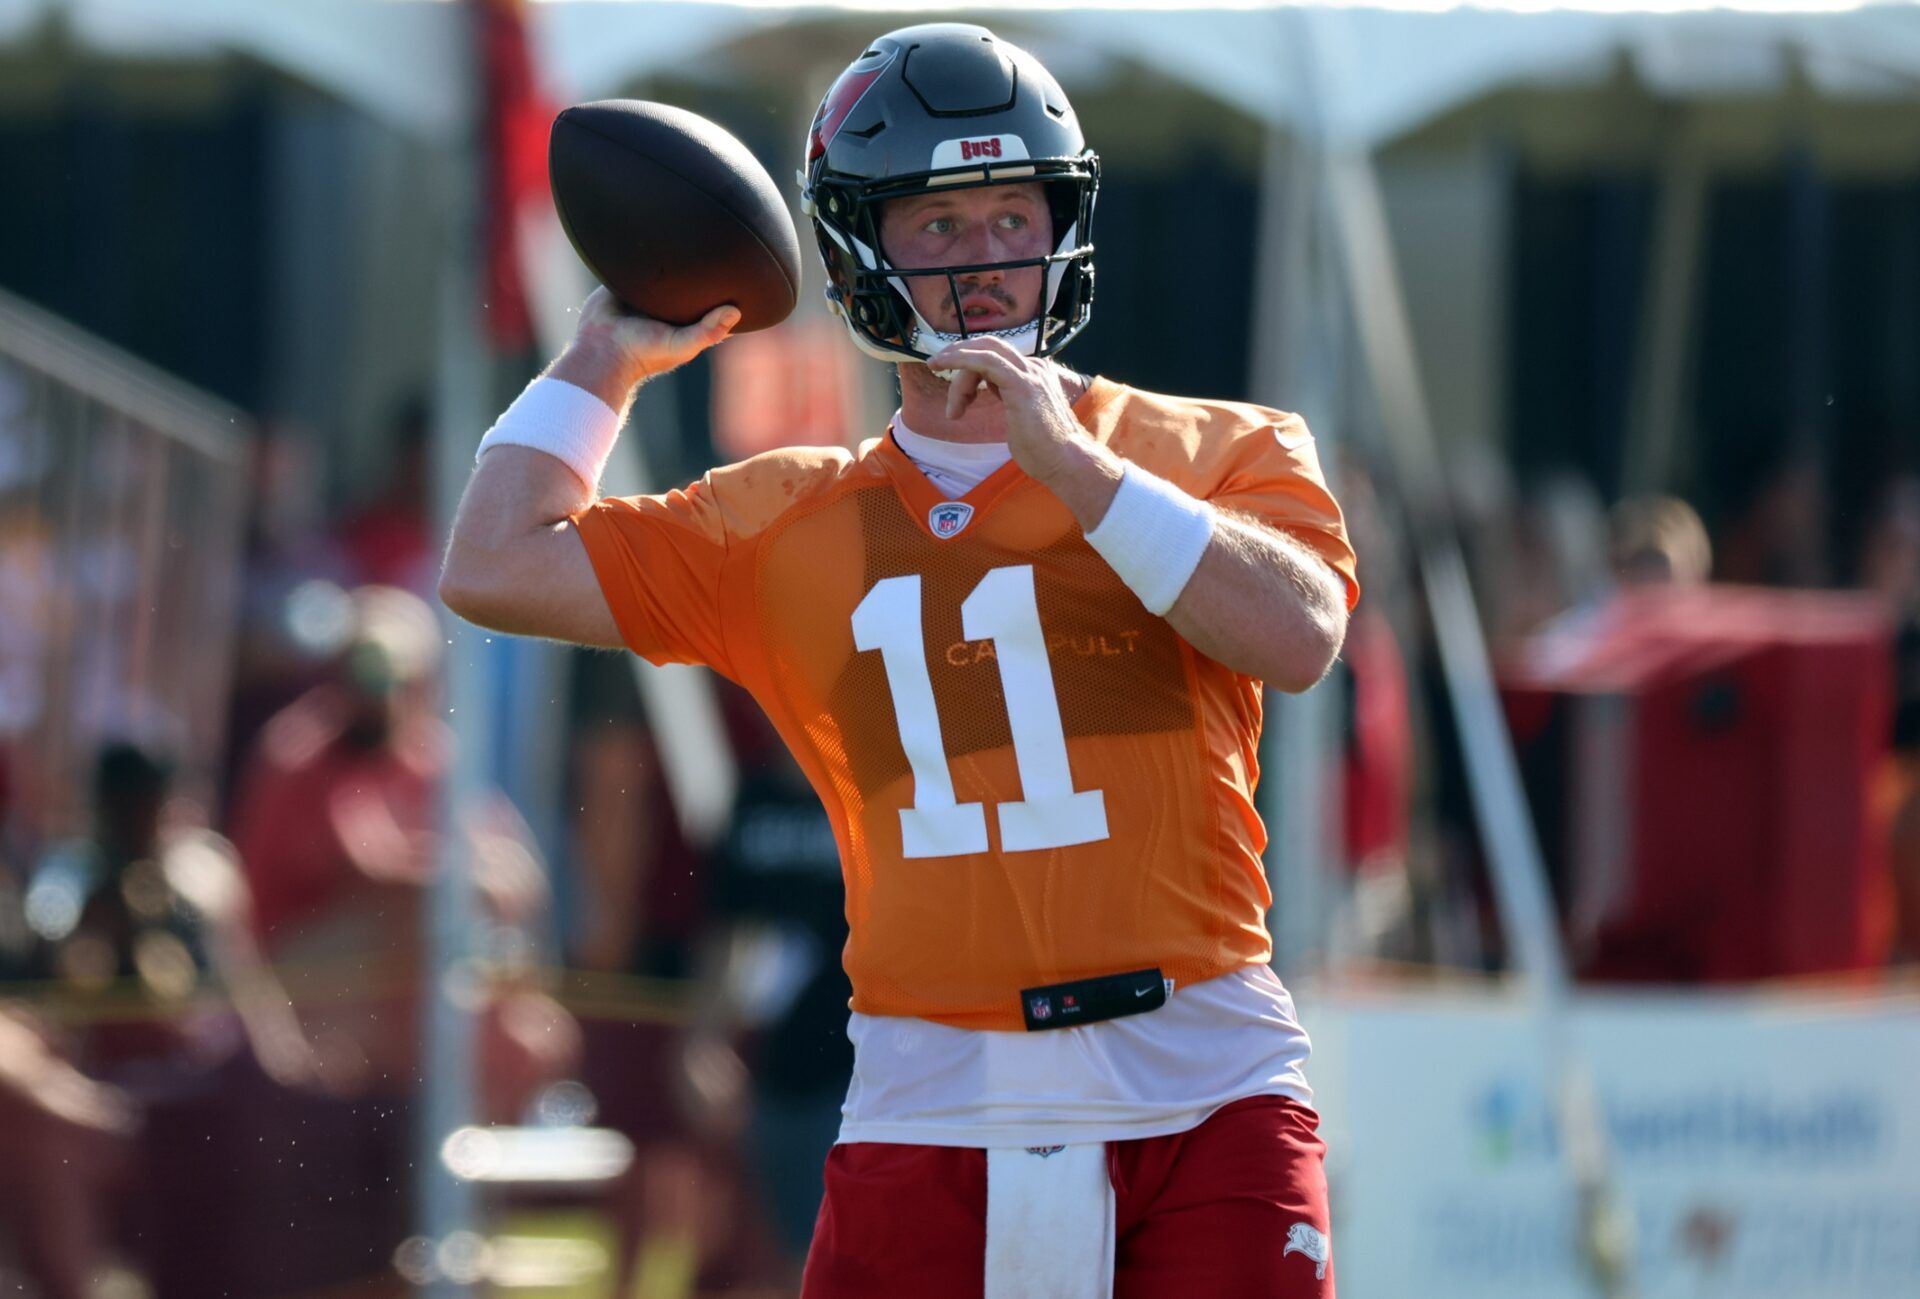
[574,377,1359,1030]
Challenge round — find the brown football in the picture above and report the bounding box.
[549,100,802,331]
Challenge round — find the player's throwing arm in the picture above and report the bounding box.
[437,288,735,647]
[444,98,799,649]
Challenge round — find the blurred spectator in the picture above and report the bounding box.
[679,720,854,1284]
[221,427,354,801]
[0,1005,138,1299]
[562,653,781,1297]
[27,743,317,1088]
[1319,456,1421,964]
[1715,454,1830,588]
[228,584,573,1121]
[1860,477,1920,612]
[231,584,445,947]
[1339,611,1417,953]
[1609,494,1714,588]
[336,395,436,599]
[566,652,706,979]
[1523,493,1713,679]
[8,741,319,1298]
[1863,479,1920,964]
[1888,619,1920,966]
[0,747,30,978]
[0,490,54,847]
[1490,471,1611,646]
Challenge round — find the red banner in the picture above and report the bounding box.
[475,0,554,352]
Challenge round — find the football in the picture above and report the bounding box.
[548,100,803,332]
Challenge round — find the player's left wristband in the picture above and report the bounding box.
[1084,464,1215,616]
[476,376,621,487]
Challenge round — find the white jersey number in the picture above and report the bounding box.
[852,564,1110,858]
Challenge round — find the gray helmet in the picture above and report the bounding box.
[799,23,1099,364]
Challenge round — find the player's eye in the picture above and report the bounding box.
[924,216,955,236]
[998,213,1029,230]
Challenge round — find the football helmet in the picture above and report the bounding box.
[800,24,1099,364]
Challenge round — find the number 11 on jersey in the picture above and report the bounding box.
[852,564,1110,859]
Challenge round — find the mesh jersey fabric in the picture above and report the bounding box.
[573,376,1358,1031]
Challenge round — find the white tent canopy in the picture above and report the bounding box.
[0,0,467,138]
[541,2,1920,147]
[5,1,1919,147]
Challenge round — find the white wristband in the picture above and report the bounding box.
[1084,464,1215,616]
[476,376,621,487]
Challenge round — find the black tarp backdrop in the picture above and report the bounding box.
[1509,171,1654,503]
[1510,164,1920,563]
[0,75,270,411]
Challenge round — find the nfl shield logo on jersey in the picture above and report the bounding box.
[929,501,974,539]
[1028,996,1051,1021]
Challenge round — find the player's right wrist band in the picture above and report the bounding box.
[1084,464,1216,616]
[476,376,622,487]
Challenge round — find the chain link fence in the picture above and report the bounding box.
[0,286,248,853]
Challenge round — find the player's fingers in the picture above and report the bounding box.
[930,341,1024,390]
[959,333,1025,363]
[929,337,996,366]
[663,305,741,359]
[945,366,991,419]
[699,303,742,338]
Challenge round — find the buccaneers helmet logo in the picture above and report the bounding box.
[808,53,894,163]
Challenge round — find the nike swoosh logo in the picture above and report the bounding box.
[1134,987,1153,997]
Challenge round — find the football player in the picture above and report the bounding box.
[442,23,1355,1298]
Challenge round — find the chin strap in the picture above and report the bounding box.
[909,318,1043,367]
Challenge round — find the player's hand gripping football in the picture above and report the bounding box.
[928,334,1088,483]
[549,286,739,410]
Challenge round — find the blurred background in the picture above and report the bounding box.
[1,1,1918,1297]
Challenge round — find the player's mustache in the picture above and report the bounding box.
[947,283,1017,315]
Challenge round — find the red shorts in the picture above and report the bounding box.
[801,1094,1334,1298]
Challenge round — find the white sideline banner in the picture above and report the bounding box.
[1308,986,1920,1299]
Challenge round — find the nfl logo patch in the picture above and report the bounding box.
[1029,997,1052,1021]
[929,501,974,539]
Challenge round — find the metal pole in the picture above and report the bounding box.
[421,12,489,1290]
[1621,112,1707,498]
[1248,103,1345,980]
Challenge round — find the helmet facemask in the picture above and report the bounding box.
[809,160,1098,365]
